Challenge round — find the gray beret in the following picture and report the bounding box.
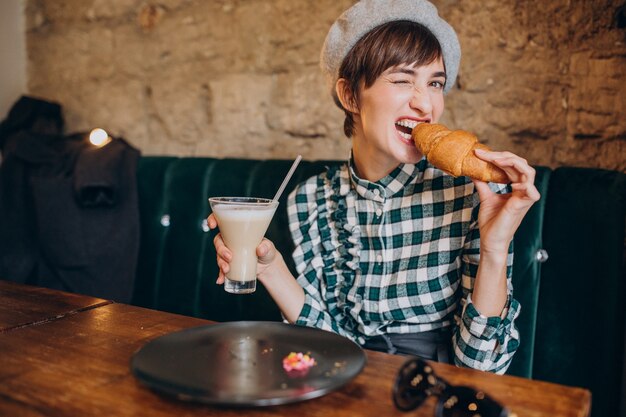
[320,0,461,96]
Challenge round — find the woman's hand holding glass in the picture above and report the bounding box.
[208,213,305,322]
[207,213,280,285]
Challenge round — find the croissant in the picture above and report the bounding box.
[412,123,509,183]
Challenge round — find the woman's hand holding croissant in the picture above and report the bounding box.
[411,123,538,315]
[412,123,540,252]
[471,149,541,255]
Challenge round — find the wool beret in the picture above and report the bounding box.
[320,0,461,97]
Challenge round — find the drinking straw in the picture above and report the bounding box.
[273,155,303,202]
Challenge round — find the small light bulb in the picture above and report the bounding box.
[89,128,111,147]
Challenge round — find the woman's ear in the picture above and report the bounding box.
[335,79,359,114]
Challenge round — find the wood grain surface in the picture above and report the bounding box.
[0,280,110,332]
[0,282,591,417]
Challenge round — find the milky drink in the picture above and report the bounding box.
[209,197,278,294]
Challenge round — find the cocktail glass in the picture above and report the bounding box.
[209,197,278,294]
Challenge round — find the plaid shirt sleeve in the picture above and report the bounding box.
[286,175,357,340]
[452,185,521,374]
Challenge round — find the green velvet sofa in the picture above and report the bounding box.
[132,157,626,417]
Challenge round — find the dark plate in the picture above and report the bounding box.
[130,321,366,406]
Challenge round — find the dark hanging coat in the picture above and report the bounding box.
[0,96,140,303]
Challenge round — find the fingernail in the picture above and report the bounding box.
[475,149,486,154]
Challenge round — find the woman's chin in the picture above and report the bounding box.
[405,154,423,165]
[397,139,423,163]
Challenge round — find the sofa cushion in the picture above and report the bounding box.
[132,156,177,309]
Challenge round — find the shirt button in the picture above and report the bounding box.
[371,303,379,312]
[376,254,383,263]
[375,208,383,217]
[355,295,363,303]
[372,189,380,197]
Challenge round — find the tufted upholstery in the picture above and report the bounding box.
[532,168,626,417]
[132,157,625,417]
[132,158,338,322]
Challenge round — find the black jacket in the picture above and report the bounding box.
[0,96,140,303]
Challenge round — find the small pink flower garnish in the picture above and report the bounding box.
[282,352,316,373]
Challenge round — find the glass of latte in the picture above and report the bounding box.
[209,197,278,294]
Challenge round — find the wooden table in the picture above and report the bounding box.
[0,281,591,417]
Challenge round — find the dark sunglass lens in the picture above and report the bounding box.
[392,359,437,411]
[436,386,509,417]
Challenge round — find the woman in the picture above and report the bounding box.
[209,0,539,374]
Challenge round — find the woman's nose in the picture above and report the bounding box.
[409,89,432,114]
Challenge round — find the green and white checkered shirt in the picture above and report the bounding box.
[287,158,520,373]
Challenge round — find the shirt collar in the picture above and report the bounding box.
[347,152,427,200]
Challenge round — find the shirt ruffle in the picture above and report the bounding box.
[316,165,362,333]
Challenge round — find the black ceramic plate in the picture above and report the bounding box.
[130,321,366,406]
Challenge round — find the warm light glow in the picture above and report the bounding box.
[89,128,111,147]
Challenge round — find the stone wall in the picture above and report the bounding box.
[24,0,626,171]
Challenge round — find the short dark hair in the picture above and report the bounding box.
[337,20,443,137]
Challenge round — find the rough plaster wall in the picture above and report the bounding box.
[24,0,626,171]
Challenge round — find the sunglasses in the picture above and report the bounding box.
[392,358,513,417]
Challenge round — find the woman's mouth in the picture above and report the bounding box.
[395,119,421,141]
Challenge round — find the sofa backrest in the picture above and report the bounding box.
[133,157,625,417]
[133,158,336,322]
[532,167,626,417]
